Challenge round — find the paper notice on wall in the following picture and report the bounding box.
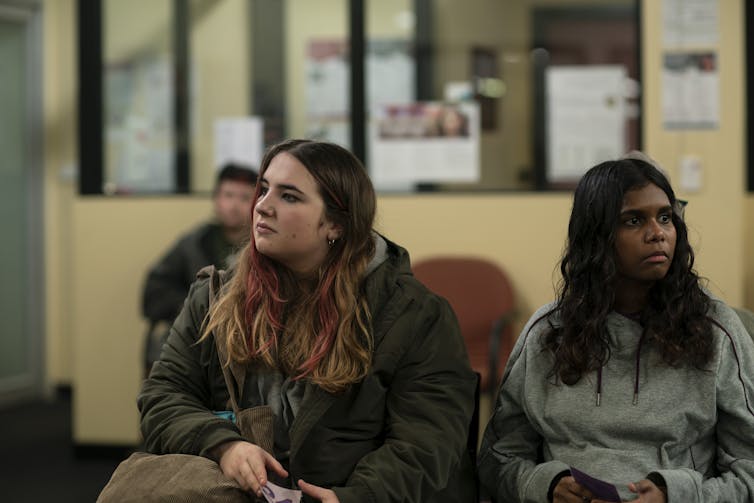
[369,101,480,188]
[305,38,415,147]
[546,65,627,183]
[214,117,264,171]
[663,0,718,48]
[662,52,719,129]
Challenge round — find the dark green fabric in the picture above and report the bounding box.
[142,222,237,323]
[138,237,477,503]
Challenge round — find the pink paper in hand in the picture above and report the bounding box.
[569,466,621,502]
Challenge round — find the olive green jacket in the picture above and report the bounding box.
[138,237,477,503]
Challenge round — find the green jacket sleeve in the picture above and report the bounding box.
[649,312,754,502]
[142,239,194,322]
[333,296,476,503]
[138,278,243,459]
[477,317,569,503]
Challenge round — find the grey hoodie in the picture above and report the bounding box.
[478,298,754,502]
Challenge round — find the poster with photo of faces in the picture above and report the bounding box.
[662,51,719,130]
[369,101,480,190]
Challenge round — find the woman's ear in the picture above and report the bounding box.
[326,222,344,241]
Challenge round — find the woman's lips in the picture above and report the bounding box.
[255,222,275,234]
[644,252,668,263]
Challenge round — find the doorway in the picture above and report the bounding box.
[0,1,45,405]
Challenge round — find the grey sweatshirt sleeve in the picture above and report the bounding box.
[478,307,569,503]
[650,306,754,502]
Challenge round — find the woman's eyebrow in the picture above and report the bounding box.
[277,183,304,194]
[620,204,673,216]
[259,177,304,194]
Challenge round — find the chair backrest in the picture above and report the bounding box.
[412,256,515,391]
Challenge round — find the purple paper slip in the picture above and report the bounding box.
[260,481,302,503]
[570,466,621,502]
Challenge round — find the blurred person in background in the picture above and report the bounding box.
[141,163,257,374]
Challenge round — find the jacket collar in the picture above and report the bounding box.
[288,234,415,458]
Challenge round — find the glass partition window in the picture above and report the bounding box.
[84,0,639,194]
[285,0,349,145]
[367,0,639,191]
[103,0,174,194]
[189,0,254,192]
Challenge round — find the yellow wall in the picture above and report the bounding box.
[43,0,77,385]
[641,0,745,305]
[42,0,749,444]
[745,196,754,307]
[72,198,211,443]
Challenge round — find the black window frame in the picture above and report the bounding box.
[78,0,640,195]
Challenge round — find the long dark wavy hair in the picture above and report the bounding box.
[544,158,713,385]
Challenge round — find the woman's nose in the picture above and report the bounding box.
[646,220,665,242]
[255,196,272,216]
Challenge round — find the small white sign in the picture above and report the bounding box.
[214,117,264,171]
[663,0,719,48]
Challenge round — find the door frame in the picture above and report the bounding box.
[0,0,45,404]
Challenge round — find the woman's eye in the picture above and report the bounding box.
[282,193,299,202]
[259,186,269,196]
[659,214,672,224]
[625,216,640,226]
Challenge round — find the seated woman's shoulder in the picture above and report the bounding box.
[525,302,561,333]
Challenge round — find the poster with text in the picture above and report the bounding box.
[662,52,719,130]
[306,38,414,146]
[662,0,718,48]
[369,101,480,189]
[546,65,627,184]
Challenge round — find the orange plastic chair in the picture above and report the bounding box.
[412,257,516,402]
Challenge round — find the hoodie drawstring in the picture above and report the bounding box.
[596,366,602,406]
[633,333,646,405]
[596,332,646,407]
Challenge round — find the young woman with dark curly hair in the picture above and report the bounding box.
[478,156,754,503]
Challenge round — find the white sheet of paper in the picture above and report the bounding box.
[662,52,719,129]
[260,482,302,503]
[663,0,718,48]
[545,65,627,182]
[213,116,264,171]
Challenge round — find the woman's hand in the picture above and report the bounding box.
[298,479,340,503]
[627,479,667,503]
[552,476,595,503]
[214,440,288,497]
